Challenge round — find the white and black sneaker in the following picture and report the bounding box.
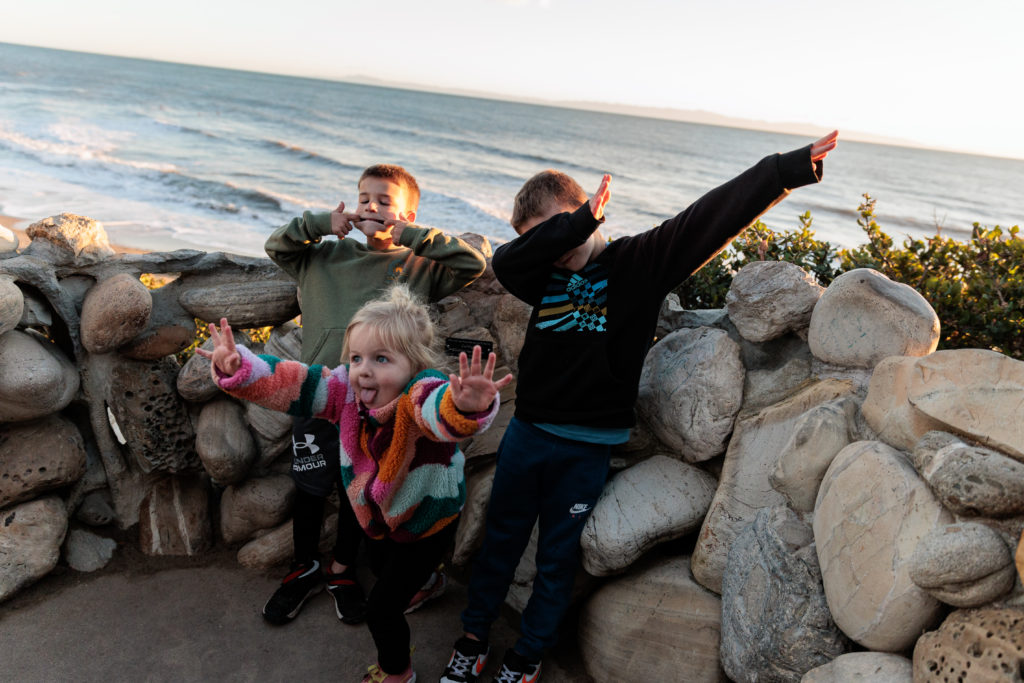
[438,636,489,683]
[262,560,322,625]
[493,648,541,683]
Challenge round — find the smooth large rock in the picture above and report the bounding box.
[137,475,211,556]
[637,327,745,462]
[0,415,87,507]
[79,273,153,354]
[219,475,295,545]
[0,225,16,256]
[105,356,198,473]
[907,349,1024,461]
[726,260,824,343]
[195,399,257,485]
[692,379,856,593]
[0,276,23,336]
[237,512,337,569]
[721,507,850,683]
[23,213,115,265]
[913,431,1024,518]
[862,356,947,451]
[808,268,940,368]
[0,496,67,603]
[0,329,80,423]
[117,281,198,360]
[771,397,858,512]
[176,329,251,402]
[908,522,1017,607]
[491,294,530,372]
[741,333,814,411]
[176,270,298,328]
[913,607,1024,682]
[801,653,913,682]
[578,555,726,683]
[452,458,496,568]
[580,455,716,576]
[813,441,951,651]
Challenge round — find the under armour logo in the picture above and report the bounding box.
[293,433,320,455]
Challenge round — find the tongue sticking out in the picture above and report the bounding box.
[360,388,377,405]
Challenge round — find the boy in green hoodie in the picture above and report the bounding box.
[262,164,486,626]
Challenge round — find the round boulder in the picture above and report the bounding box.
[726,260,824,342]
[80,273,153,354]
[0,415,87,508]
[808,268,939,368]
[0,276,24,336]
[0,329,79,423]
[219,474,295,545]
[195,399,257,484]
[0,496,68,603]
[909,522,1017,607]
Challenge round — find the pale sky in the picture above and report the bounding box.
[3,0,1023,159]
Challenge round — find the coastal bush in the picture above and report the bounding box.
[673,195,1024,360]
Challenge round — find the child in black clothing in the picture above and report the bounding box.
[440,131,839,683]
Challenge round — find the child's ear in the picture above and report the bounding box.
[401,209,417,223]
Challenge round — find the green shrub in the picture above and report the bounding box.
[673,195,1024,360]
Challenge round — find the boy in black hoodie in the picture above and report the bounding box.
[440,131,838,683]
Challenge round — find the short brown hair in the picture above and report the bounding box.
[511,170,587,230]
[359,164,421,211]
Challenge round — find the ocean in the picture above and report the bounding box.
[2,42,1023,257]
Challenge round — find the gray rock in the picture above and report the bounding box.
[263,321,302,360]
[692,379,856,593]
[909,522,1017,607]
[63,528,117,572]
[808,268,940,368]
[721,507,850,683]
[636,327,744,463]
[23,213,115,265]
[176,268,299,328]
[79,273,153,354]
[813,441,951,651]
[801,653,913,682]
[912,607,1024,682]
[18,288,52,328]
[580,455,717,576]
[0,415,87,508]
[0,225,16,256]
[913,431,1024,517]
[741,332,814,411]
[452,457,495,568]
[771,397,859,512]
[117,280,199,360]
[0,496,67,603]
[656,295,730,339]
[491,294,530,373]
[75,489,115,527]
[0,276,23,336]
[726,260,824,343]
[195,399,257,485]
[0,329,80,423]
[137,474,212,556]
[578,555,726,683]
[105,356,198,473]
[219,475,295,545]
[237,512,337,569]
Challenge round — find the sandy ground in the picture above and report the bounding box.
[0,543,594,683]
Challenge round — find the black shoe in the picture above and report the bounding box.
[325,569,367,624]
[439,636,489,683]
[262,560,322,625]
[493,648,541,683]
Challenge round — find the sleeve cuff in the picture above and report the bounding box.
[777,144,822,190]
[397,225,429,247]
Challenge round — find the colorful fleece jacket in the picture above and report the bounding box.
[215,346,498,542]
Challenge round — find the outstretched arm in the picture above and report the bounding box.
[811,130,839,163]
[448,344,514,414]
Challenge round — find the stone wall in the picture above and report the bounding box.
[2,215,1023,682]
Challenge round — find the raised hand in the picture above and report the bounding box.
[811,130,839,162]
[448,345,514,414]
[590,173,612,221]
[330,201,362,238]
[195,318,242,377]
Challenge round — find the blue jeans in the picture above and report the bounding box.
[461,418,610,661]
